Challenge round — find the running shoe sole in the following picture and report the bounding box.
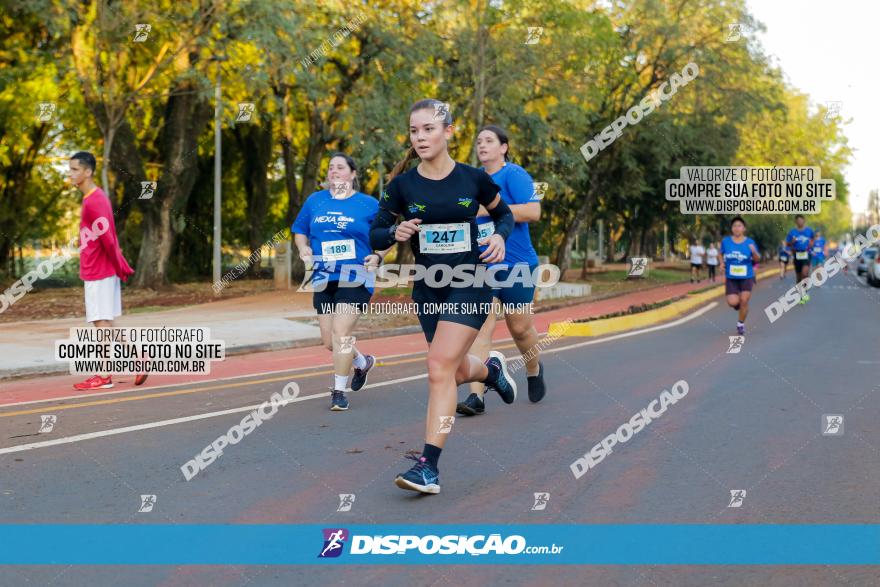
[330,404,349,411]
[488,350,517,404]
[456,401,484,416]
[394,476,440,494]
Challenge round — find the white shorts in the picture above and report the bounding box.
[84,276,122,323]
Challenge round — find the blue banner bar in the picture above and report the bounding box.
[2,525,878,565]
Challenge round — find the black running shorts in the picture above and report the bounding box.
[411,282,494,343]
[725,278,754,296]
[792,251,810,274]
[313,281,372,314]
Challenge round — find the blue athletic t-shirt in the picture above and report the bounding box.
[721,236,757,279]
[778,246,790,260]
[812,237,826,260]
[292,190,379,292]
[786,226,814,252]
[475,163,540,267]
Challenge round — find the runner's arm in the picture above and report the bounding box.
[369,207,399,250]
[365,246,393,268]
[370,180,404,249]
[477,202,539,222]
[506,165,541,222]
[291,196,314,260]
[374,246,393,260]
[293,233,312,261]
[87,196,133,280]
[484,195,514,240]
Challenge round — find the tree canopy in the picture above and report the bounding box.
[0,0,852,284]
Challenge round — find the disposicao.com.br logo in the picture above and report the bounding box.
[318,528,563,558]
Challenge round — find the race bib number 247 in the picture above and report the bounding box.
[419,223,471,254]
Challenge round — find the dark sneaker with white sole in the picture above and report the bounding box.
[527,362,546,403]
[456,392,485,416]
[350,355,375,391]
[330,389,349,411]
[484,351,516,404]
[394,454,440,494]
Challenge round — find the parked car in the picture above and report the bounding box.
[868,249,880,287]
[857,247,878,277]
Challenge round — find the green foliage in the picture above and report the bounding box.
[0,0,855,282]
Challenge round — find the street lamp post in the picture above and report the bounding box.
[212,56,227,291]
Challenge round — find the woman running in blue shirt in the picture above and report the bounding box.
[293,153,387,411]
[458,125,546,417]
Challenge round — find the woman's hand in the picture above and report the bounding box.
[395,218,422,242]
[364,253,381,272]
[299,246,313,264]
[479,234,506,263]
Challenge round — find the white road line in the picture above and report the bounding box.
[0,302,719,455]
[0,374,427,456]
[0,343,439,408]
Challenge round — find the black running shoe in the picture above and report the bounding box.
[527,362,546,403]
[485,351,516,404]
[394,454,440,494]
[350,354,375,391]
[456,392,485,416]
[330,389,349,411]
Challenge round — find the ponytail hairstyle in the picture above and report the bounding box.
[478,124,511,162]
[387,98,454,183]
[321,152,360,192]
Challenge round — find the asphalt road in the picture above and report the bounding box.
[2,269,879,586]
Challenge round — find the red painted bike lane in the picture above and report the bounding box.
[0,280,718,406]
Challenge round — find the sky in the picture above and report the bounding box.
[746,0,878,214]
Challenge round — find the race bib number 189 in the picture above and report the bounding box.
[321,239,356,261]
[419,223,471,254]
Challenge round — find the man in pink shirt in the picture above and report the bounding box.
[68,152,147,390]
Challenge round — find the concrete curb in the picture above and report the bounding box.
[549,268,777,338]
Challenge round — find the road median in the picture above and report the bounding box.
[549,268,777,337]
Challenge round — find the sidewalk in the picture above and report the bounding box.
[0,290,319,379]
[0,277,722,381]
